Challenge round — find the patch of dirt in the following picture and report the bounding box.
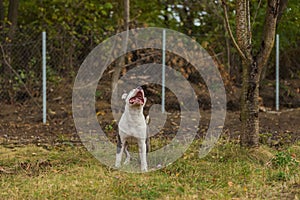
[0,79,300,147]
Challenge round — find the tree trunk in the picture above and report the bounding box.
[240,60,260,147]
[7,0,19,40]
[112,0,129,115]
[0,0,4,74]
[223,0,283,147]
[235,0,259,146]
[239,0,282,147]
[112,0,129,91]
[4,0,19,103]
[0,0,4,27]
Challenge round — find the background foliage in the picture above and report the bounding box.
[0,0,299,102]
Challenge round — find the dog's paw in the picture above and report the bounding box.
[141,164,148,172]
[141,167,148,172]
[123,158,130,165]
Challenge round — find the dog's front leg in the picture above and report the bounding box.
[138,139,148,172]
[115,134,125,168]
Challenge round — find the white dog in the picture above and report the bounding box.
[115,86,149,172]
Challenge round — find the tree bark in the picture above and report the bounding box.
[235,0,258,146]
[3,0,19,103]
[0,0,4,27]
[7,0,19,40]
[112,0,129,91]
[240,0,281,147]
[277,0,288,23]
[223,0,282,147]
[240,59,260,147]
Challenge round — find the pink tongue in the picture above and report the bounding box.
[130,97,143,104]
[136,98,143,104]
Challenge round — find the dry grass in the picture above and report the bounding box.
[1,140,300,199]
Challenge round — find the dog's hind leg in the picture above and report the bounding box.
[146,137,150,153]
[123,142,131,165]
[115,134,125,168]
[138,139,148,172]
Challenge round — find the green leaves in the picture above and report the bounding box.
[277,0,300,49]
[18,0,115,38]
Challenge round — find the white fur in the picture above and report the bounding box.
[115,87,148,172]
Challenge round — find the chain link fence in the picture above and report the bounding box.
[0,28,102,125]
[0,31,42,103]
[0,27,227,127]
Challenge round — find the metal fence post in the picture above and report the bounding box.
[162,29,166,113]
[42,31,47,123]
[276,34,279,111]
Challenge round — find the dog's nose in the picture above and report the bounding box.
[137,86,142,90]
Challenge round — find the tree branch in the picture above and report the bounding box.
[221,0,247,61]
[246,0,252,47]
[277,0,288,23]
[252,0,262,27]
[256,0,280,69]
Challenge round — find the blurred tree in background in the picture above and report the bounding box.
[0,0,299,103]
[0,0,299,78]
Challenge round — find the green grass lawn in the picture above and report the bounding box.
[1,140,300,199]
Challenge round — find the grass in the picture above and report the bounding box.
[1,140,300,199]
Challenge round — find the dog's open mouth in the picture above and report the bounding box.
[129,91,144,105]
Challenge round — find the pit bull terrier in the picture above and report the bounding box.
[115,86,149,172]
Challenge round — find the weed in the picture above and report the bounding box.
[272,151,299,167]
[268,150,299,182]
[95,90,102,100]
[104,120,116,133]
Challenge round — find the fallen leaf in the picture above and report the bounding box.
[228,181,234,187]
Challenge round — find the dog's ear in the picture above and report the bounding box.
[121,93,128,100]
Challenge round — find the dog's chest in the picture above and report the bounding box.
[118,111,147,137]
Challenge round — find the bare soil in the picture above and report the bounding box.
[0,79,300,147]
